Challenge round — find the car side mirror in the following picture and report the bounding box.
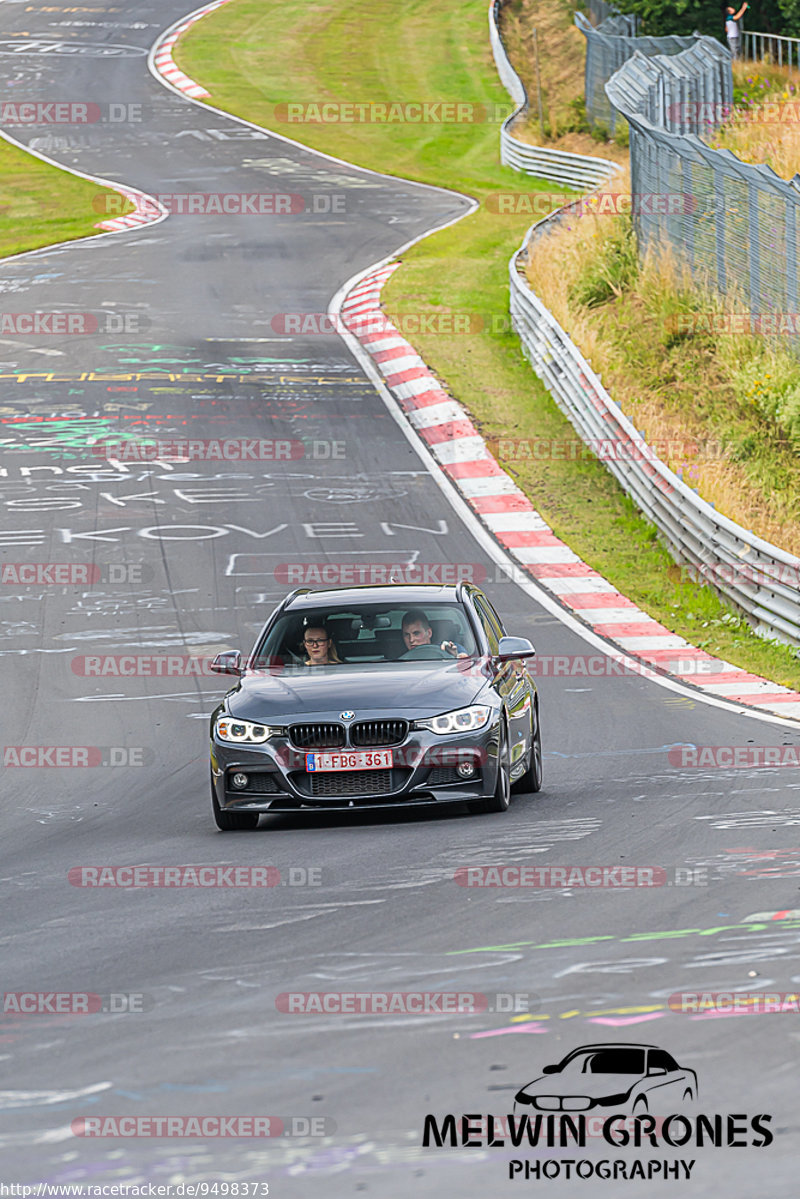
[210,650,242,676]
[542,1064,558,1074]
[495,635,536,664]
[648,1066,667,1076]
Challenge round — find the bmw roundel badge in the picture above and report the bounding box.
[340,711,355,721]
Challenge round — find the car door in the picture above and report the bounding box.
[472,593,532,771]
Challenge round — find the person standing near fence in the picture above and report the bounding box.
[725,1,748,58]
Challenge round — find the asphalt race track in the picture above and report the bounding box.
[2,2,800,1194]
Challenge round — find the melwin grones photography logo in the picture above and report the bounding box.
[421,1042,773,1183]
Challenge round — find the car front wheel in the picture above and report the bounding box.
[511,701,543,794]
[469,723,511,815]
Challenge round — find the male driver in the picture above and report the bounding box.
[401,609,467,657]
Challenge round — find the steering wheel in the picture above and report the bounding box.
[280,647,305,665]
[399,644,450,660]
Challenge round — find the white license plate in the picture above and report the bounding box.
[305,749,393,772]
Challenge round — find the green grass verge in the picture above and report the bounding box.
[0,136,129,259]
[178,0,800,689]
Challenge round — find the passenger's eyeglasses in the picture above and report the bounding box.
[304,637,329,647]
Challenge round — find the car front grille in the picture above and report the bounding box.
[350,719,408,747]
[289,723,345,749]
[295,769,397,798]
[532,1096,591,1111]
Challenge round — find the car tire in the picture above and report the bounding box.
[682,1088,694,1103]
[469,723,511,815]
[632,1096,648,1115]
[212,775,259,831]
[511,701,543,794]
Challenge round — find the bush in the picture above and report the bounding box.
[568,219,639,307]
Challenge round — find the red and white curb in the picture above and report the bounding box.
[151,0,235,100]
[94,184,165,233]
[341,264,800,721]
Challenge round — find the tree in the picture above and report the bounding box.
[614,0,786,37]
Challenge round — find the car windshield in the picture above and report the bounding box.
[250,602,479,671]
[565,1049,646,1075]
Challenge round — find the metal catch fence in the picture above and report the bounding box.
[605,41,800,322]
[575,11,704,135]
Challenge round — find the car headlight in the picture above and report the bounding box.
[597,1091,631,1106]
[416,705,491,735]
[215,716,275,744]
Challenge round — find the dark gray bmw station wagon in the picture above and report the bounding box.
[209,583,542,829]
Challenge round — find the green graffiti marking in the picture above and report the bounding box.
[446,920,800,956]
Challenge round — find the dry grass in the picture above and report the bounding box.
[710,61,800,179]
[524,167,800,550]
[500,0,628,161]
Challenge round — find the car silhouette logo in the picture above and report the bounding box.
[514,1043,697,1117]
[340,711,356,721]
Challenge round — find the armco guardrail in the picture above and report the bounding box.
[508,211,800,646]
[489,0,618,189]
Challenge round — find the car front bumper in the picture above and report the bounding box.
[210,719,502,814]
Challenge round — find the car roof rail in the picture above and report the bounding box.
[280,587,312,610]
[456,580,473,603]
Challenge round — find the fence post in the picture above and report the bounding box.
[715,174,727,293]
[787,196,798,315]
[532,28,545,135]
[682,157,695,271]
[747,179,761,315]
